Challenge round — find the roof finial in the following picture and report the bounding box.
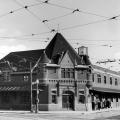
[57,24,60,33]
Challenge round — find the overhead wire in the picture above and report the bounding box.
[0,0,118,42]
[43,12,73,22]
[13,0,53,31]
[61,19,108,31]
[41,0,109,19]
[0,1,44,19]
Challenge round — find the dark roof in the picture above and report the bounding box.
[0,33,91,72]
[92,64,120,75]
[92,87,120,94]
[0,49,44,71]
[46,33,91,65]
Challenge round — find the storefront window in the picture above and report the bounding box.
[78,90,85,104]
[51,90,57,104]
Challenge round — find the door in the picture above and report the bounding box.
[62,91,74,110]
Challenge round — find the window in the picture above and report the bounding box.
[78,90,85,104]
[51,90,57,104]
[61,68,74,78]
[61,68,65,78]
[70,69,74,78]
[65,68,70,78]
[24,76,29,81]
[115,78,118,86]
[110,77,112,85]
[97,74,101,83]
[92,74,94,82]
[2,72,11,82]
[104,76,106,84]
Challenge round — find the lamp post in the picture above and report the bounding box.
[30,62,33,112]
[35,79,39,113]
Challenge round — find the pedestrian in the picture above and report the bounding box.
[98,99,101,110]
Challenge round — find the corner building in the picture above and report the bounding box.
[0,33,119,111]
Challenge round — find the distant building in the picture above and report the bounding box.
[0,33,119,111]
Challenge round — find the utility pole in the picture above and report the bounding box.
[30,62,33,112]
[35,79,39,113]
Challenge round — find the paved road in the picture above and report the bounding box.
[0,109,120,120]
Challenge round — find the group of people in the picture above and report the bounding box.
[92,98,111,110]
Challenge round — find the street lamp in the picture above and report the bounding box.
[30,62,33,112]
[35,79,39,113]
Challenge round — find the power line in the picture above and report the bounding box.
[61,19,108,31]
[43,1,74,11]
[0,1,44,19]
[67,38,120,42]
[43,12,73,22]
[42,1,109,19]
[14,0,53,31]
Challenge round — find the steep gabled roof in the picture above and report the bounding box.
[2,49,44,63]
[92,64,120,75]
[0,49,44,71]
[45,33,83,65]
[0,33,91,72]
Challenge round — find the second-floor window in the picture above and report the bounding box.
[110,77,112,85]
[104,76,106,84]
[2,71,11,82]
[115,78,118,86]
[24,76,29,82]
[92,74,94,82]
[61,68,74,78]
[97,74,101,83]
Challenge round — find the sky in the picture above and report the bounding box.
[0,0,120,71]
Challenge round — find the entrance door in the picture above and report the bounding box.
[62,91,74,110]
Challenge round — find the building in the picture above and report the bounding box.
[0,33,119,111]
[91,65,120,110]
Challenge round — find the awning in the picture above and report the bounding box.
[0,86,30,91]
[91,87,120,94]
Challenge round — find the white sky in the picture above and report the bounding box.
[0,0,120,71]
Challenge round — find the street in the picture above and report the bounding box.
[0,109,120,120]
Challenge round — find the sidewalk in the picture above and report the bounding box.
[0,107,119,114]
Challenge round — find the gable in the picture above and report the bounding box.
[45,33,82,65]
[60,52,74,68]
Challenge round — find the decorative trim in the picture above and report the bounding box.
[46,64,60,67]
[75,65,89,69]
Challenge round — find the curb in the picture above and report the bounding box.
[0,108,119,115]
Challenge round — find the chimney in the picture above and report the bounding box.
[78,46,88,56]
